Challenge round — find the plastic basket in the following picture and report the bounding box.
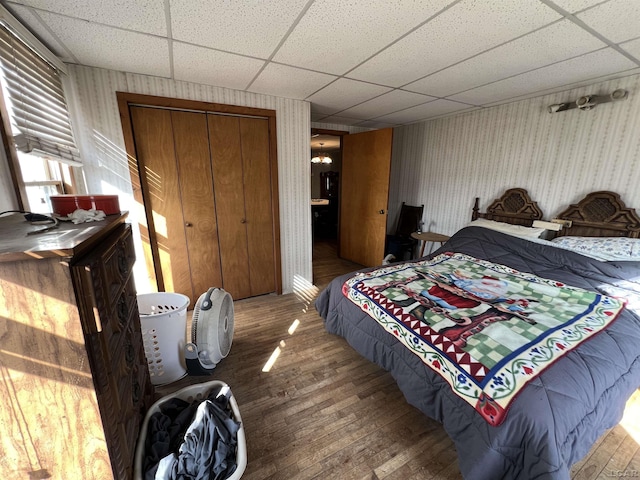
[137,292,190,386]
[133,380,246,480]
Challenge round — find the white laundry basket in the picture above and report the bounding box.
[137,292,190,385]
[133,380,246,480]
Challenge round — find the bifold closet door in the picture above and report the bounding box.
[208,114,275,299]
[130,107,222,302]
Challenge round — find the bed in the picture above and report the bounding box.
[316,189,640,480]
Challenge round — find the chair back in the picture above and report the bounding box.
[395,202,424,237]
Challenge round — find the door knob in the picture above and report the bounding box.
[185,222,193,227]
[240,218,247,224]
[379,210,385,214]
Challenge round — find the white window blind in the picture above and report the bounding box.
[0,24,81,165]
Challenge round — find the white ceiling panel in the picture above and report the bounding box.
[338,90,436,119]
[575,0,640,43]
[170,0,308,58]
[306,78,392,114]
[449,48,637,105]
[315,114,367,126]
[9,0,166,35]
[35,10,171,77]
[5,0,640,126]
[376,99,474,124]
[356,120,401,129]
[173,42,264,89]
[405,19,606,97]
[547,0,607,13]
[347,0,562,87]
[249,63,336,99]
[621,38,640,59]
[273,0,455,75]
[5,3,76,62]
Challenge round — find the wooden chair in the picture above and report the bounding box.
[386,202,424,260]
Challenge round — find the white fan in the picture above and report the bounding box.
[185,287,234,374]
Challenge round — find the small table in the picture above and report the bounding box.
[411,231,451,257]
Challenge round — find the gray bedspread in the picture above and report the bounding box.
[316,227,640,480]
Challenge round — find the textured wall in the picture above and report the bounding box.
[66,65,311,295]
[388,74,640,236]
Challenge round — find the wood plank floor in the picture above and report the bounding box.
[159,239,640,480]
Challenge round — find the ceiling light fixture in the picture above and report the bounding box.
[311,143,332,164]
[547,88,628,113]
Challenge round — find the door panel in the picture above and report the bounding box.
[340,128,393,267]
[240,117,276,296]
[130,106,192,297]
[171,110,223,300]
[208,114,251,300]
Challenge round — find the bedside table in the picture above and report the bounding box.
[411,231,451,257]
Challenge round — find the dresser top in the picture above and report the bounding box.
[0,212,128,263]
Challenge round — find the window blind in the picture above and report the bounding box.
[0,24,81,165]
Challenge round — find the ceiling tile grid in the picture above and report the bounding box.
[2,0,639,127]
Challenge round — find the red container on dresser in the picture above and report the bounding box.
[50,194,121,216]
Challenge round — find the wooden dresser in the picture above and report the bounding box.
[0,213,153,479]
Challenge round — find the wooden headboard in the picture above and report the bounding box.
[554,191,640,238]
[472,188,544,226]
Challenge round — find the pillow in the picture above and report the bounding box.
[467,218,545,239]
[551,236,640,261]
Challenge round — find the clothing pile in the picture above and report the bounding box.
[143,385,241,480]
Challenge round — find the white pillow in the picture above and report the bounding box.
[468,218,545,239]
[551,236,640,261]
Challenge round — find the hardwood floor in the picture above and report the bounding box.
[158,239,640,479]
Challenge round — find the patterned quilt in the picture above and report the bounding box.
[343,252,625,425]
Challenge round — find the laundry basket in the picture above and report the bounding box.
[137,292,190,385]
[133,380,246,480]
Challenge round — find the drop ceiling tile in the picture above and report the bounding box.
[348,0,561,87]
[576,0,640,43]
[375,99,473,124]
[8,0,166,35]
[339,90,436,119]
[449,48,637,105]
[273,0,454,75]
[35,10,170,77]
[620,38,640,59]
[405,20,605,97]
[356,119,401,129]
[173,42,265,89]
[306,78,392,114]
[548,0,607,13]
[316,115,366,126]
[170,0,308,58]
[4,3,76,62]
[249,63,336,100]
[311,112,329,122]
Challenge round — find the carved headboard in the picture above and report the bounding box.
[554,191,640,238]
[472,188,544,227]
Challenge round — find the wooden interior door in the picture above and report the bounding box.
[208,114,275,299]
[130,107,222,302]
[339,128,393,267]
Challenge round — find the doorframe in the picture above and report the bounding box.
[117,92,282,295]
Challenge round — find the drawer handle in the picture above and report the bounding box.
[117,297,128,328]
[132,379,141,404]
[117,252,128,275]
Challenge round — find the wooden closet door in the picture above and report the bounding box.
[239,117,275,296]
[171,110,223,299]
[208,114,275,299]
[208,114,252,299]
[130,107,222,302]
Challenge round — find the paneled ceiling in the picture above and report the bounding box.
[3,0,639,128]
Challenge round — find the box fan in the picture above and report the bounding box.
[185,287,234,375]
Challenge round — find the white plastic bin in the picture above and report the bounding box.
[134,380,246,480]
[137,292,190,385]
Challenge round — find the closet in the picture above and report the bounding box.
[120,94,281,302]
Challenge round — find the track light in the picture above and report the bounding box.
[547,88,628,113]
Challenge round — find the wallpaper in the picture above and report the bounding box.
[65,65,312,295]
[388,74,640,237]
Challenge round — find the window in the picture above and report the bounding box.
[0,18,81,211]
